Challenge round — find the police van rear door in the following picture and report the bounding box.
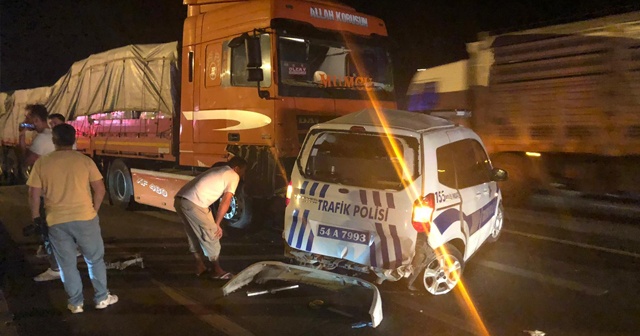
[287,127,421,269]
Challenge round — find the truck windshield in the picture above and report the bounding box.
[299,130,419,190]
[277,34,394,101]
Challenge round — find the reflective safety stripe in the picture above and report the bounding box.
[360,190,368,205]
[319,184,330,198]
[373,191,382,207]
[300,181,330,198]
[386,193,395,209]
[300,181,309,195]
[287,209,299,246]
[309,183,319,196]
[369,242,377,267]
[375,222,390,268]
[305,227,315,251]
[296,210,310,249]
[433,196,498,235]
[389,225,402,269]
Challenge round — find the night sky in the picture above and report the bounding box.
[2,0,639,101]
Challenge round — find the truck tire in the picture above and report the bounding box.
[107,159,134,209]
[0,147,24,185]
[491,153,531,207]
[212,181,253,229]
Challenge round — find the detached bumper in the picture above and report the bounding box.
[221,261,383,328]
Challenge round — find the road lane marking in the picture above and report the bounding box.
[388,297,481,336]
[504,229,640,259]
[476,260,608,296]
[151,279,254,336]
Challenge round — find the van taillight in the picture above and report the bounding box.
[412,193,435,233]
[285,182,293,206]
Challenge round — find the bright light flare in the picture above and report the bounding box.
[526,152,541,157]
[435,244,491,336]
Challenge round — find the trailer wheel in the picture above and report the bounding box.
[212,181,253,229]
[3,148,22,184]
[107,159,134,209]
[422,243,464,296]
[491,153,531,206]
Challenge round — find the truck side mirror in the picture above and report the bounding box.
[228,33,248,48]
[245,36,262,69]
[247,68,264,82]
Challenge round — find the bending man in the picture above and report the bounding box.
[174,156,248,279]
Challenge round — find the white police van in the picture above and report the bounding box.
[284,108,507,295]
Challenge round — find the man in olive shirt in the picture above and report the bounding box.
[26,124,117,313]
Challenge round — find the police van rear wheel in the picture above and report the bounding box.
[422,243,464,295]
[488,203,504,243]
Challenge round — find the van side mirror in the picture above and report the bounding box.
[491,168,508,182]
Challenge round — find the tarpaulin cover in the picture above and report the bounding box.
[0,42,179,144]
[0,87,51,144]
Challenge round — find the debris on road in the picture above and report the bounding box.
[222,261,383,327]
[247,284,299,297]
[105,254,144,271]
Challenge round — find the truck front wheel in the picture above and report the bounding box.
[107,159,134,209]
[212,181,253,229]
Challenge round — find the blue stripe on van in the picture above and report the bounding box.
[287,209,299,246]
[373,191,382,207]
[370,242,377,267]
[386,193,395,209]
[360,190,368,205]
[433,197,498,235]
[309,183,319,196]
[389,225,402,269]
[305,227,315,251]
[319,184,330,198]
[300,181,309,195]
[375,222,390,268]
[296,210,310,249]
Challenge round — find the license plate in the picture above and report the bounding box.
[317,225,369,245]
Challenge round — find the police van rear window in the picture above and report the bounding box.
[299,130,419,190]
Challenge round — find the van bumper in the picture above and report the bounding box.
[221,261,383,328]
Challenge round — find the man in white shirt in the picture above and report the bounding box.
[174,156,248,279]
[19,104,61,282]
[19,104,55,167]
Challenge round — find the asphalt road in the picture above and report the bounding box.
[1,185,639,336]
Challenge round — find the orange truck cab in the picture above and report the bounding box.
[127,0,396,227]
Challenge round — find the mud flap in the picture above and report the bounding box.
[222,261,383,328]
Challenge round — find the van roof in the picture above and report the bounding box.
[322,108,455,133]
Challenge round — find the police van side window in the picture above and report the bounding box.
[436,144,457,188]
[451,139,492,189]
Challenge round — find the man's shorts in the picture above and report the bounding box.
[174,197,221,260]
